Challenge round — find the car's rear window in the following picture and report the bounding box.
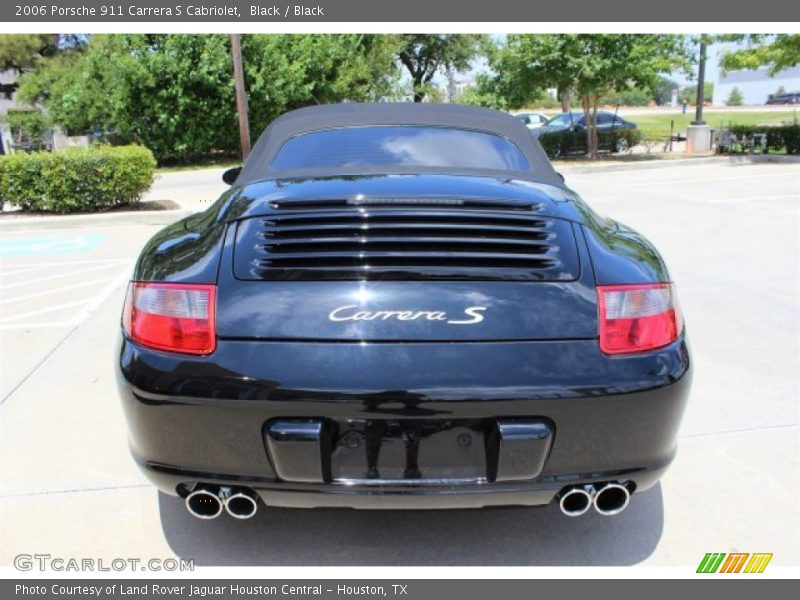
[270,126,531,171]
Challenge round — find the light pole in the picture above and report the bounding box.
[686,38,712,154]
[230,34,251,160]
[692,41,707,125]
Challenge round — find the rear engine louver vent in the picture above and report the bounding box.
[233,201,579,281]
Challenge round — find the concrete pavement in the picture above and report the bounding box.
[0,161,797,567]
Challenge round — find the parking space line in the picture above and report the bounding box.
[0,321,72,330]
[0,263,133,405]
[0,299,92,323]
[0,265,54,278]
[679,423,798,439]
[0,277,118,306]
[0,223,161,235]
[0,261,130,292]
[0,483,151,499]
[0,258,131,269]
[68,267,131,326]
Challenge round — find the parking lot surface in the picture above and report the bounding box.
[0,160,797,567]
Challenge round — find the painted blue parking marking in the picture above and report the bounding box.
[0,234,108,257]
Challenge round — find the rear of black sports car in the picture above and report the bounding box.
[117,104,691,520]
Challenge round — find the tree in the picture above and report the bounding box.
[726,87,744,106]
[654,76,679,105]
[459,72,512,109]
[3,109,49,143]
[0,35,60,73]
[396,35,485,102]
[719,35,800,75]
[17,34,400,163]
[480,35,693,158]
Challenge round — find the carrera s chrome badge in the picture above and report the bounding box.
[328,305,487,325]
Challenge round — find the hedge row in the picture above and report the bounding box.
[0,145,156,213]
[719,124,800,155]
[537,129,643,159]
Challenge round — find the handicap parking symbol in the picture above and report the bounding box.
[0,234,108,257]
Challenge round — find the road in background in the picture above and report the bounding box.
[0,160,797,567]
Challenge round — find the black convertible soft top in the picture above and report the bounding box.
[235,103,562,187]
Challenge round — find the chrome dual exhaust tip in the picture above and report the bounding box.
[558,485,594,517]
[593,483,630,516]
[558,481,631,517]
[225,488,258,519]
[186,486,224,519]
[185,485,258,520]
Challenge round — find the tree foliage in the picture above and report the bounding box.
[726,87,744,106]
[17,34,400,163]
[719,35,800,75]
[653,76,679,105]
[395,34,485,102]
[477,34,693,158]
[0,35,62,72]
[2,109,49,141]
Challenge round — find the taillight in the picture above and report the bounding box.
[597,283,682,355]
[122,282,216,355]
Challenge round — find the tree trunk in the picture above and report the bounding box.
[581,95,595,159]
[559,87,570,112]
[591,94,600,160]
[411,72,426,102]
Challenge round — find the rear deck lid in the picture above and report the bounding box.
[216,198,597,342]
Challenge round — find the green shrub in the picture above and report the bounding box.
[777,125,800,154]
[538,128,642,158]
[720,124,800,155]
[0,145,156,213]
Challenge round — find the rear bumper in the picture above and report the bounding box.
[117,336,691,509]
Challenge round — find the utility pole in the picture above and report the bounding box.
[692,40,707,125]
[230,34,250,160]
[686,38,712,154]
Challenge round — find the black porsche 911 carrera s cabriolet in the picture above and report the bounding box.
[117,103,691,520]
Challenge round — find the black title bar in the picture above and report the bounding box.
[3,0,799,22]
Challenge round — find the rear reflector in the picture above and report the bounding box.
[597,283,682,355]
[123,282,216,355]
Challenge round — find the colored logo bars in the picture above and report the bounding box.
[696,552,773,573]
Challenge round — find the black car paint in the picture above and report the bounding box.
[119,169,690,510]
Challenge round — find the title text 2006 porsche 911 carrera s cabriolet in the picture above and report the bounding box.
[117,103,691,520]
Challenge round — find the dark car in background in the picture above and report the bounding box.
[766,91,800,104]
[535,111,637,135]
[533,111,639,157]
[117,103,690,521]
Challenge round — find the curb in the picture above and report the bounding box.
[557,155,725,174]
[556,154,799,174]
[0,208,192,227]
[746,154,800,165]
